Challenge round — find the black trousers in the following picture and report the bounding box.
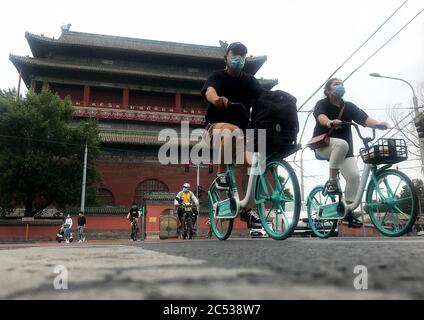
[177,207,198,228]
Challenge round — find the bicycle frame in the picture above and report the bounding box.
[214,152,265,219]
[334,163,375,218]
[318,122,384,218]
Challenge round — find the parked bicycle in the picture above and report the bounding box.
[307,122,418,238]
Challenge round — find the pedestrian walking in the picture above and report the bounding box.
[77,211,87,243]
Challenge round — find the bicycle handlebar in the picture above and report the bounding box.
[332,121,376,147]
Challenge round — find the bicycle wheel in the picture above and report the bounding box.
[188,217,193,240]
[208,182,234,241]
[131,225,137,241]
[366,169,418,237]
[255,158,301,240]
[306,185,338,238]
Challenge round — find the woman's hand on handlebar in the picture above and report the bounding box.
[374,121,390,130]
[328,119,343,129]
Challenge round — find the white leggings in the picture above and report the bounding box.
[315,138,360,202]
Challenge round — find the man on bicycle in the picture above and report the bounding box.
[127,202,140,228]
[174,183,199,233]
[201,42,265,228]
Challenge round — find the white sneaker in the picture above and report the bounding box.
[78,240,82,243]
[65,240,69,244]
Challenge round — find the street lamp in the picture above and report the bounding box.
[370,73,424,174]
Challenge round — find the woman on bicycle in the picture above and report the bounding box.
[201,42,265,228]
[311,78,389,228]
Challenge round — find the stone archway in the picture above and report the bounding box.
[97,188,115,206]
[134,179,169,206]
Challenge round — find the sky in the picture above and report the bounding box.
[1,0,423,195]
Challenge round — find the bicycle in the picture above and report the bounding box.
[306,122,419,238]
[130,219,138,241]
[181,204,196,240]
[207,116,301,240]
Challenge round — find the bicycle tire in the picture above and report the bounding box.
[306,185,338,239]
[366,169,419,237]
[208,182,234,241]
[255,157,301,240]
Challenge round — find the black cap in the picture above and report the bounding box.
[226,42,248,55]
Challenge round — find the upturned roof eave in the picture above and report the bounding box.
[24,31,268,66]
[9,54,208,82]
[25,31,225,61]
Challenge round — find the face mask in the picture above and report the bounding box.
[332,84,345,98]
[227,55,245,72]
[183,187,189,192]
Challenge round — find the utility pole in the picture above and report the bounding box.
[80,144,88,212]
[196,164,200,198]
[300,148,306,203]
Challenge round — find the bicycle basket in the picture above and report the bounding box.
[359,138,407,165]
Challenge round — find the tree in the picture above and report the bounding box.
[398,179,424,217]
[0,89,100,217]
[387,83,424,159]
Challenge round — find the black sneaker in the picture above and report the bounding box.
[215,175,229,191]
[240,208,262,229]
[343,211,363,228]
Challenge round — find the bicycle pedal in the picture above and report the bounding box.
[320,203,341,219]
[215,199,236,219]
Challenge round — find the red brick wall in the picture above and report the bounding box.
[0,225,58,239]
[0,213,248,240]
[339,224,382,237]
[97,161,247,207]
[196,215,247,231]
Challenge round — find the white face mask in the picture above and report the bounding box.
[183,187,189,192]
[227,55,245,72]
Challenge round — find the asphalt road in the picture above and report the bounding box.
[1,237,423,299]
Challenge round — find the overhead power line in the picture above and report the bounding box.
[294,5,423,161]
[343,7,424,82]
[297,0,409,112]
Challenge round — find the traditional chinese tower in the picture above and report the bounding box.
[10,26,278,207]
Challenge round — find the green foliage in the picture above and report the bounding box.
[398,179,424,216]
[0,89,101,216]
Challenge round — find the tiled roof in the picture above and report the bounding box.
[9,54,207,82]
[10,54,274,86]
[64,207,129,215]
[144,192,176,201]
[26,31,228,59]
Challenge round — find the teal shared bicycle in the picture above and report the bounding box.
[208,142,301,241]
[307,122,419,238]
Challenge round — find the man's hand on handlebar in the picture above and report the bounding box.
[213,96,229,109]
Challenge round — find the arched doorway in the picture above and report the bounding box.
[134,179,169,206]
[97,188,115,206]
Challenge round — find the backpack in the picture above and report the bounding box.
[249,90,299,155]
